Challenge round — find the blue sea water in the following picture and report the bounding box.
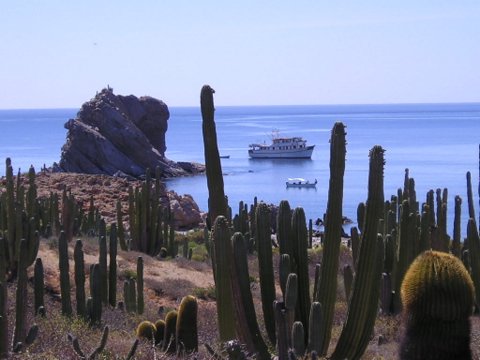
[0,103,479,236]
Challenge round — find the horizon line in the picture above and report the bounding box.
[1,100,480,111]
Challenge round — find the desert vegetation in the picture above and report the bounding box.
[0,85,479,359]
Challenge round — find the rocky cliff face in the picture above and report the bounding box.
[59,88,204,178]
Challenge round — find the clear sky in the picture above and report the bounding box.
[1,1,479,109]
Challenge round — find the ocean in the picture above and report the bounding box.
[1,103,479,236]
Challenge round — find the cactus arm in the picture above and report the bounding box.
[58,231,72,316]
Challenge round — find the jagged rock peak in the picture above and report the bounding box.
[59,88,204,178]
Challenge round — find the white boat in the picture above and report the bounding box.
[248,136,314,159]
[286,178,317,188]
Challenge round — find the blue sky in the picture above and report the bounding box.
[1,1,479,108]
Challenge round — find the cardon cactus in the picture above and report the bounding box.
[331,146,386,360]
[316,122,346,354]
[399,250,474,359]
[136,320,156,341]
[201,85,227,225]
[74,240,86,318]
[211,216,235,341]
[109,224,117,307]
[255,202,276,345]
[136,257,144,314]
[176,295,198,353]
[33,258,45,316]
[230,232,270,359]
[58,231,72,317]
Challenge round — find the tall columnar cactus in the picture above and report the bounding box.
[308,302,323,354]
[0,238,7,358]
[255,202,276,345]
[316,122,346,354]
[33,258,45,316]
[5,159,16,272]
[230,232,270,359]
[116,200,127,251]
[466,171,476,227]
[137,256,144,315]
[357,202,365,234]
[13,239,29,347]
[201,85,227,225]
[291,207,311,344]
[277,200,292,257]
[176,295,198,353]
[399,251,474,359]
[109,224,118,308]
[58,231,72,316]
[279,253,291,300]
[98,233,108,305]
[124,277,137,313]
[89,263,102,325]
[452,195,462,258]
[467,218,480,306]
[211,216,235,341]
[74,240,86,318]
[331,146,386,360]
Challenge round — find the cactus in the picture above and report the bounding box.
[89,263,102,325]
[68,325,109,360]
[108,224,117,307]
[316,122,346,354]
[307,302,323,354]
[331,146,386,360]
[98,232,108,305]
[357,202,365,234]
[399,251,474,359]
[201,85,228,225]
[154,319,166,346]
[291,321,305,357]
[291,207,311,343]
[230,232,270,358]
[0,240,7,358]
[279,254,291,300]
[137,256,144,314]
[116,200,127,251]
[58,231,72,316]
[163,310,178,353]
[176,295,198,353]
[255,202,276,345]
[466,218,480,306]
[74,240,86,318]
[277,200,292,257]
[13,239,29,347]
[211,216,235,341]
[33,258,45,316]
[452,195,462,257]
[136,320,156,341]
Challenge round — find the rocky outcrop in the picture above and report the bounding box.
[59,87,204,178]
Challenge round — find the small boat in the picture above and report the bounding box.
[249,135,314,159]
[286,178,317,188]
[220,155,230,159]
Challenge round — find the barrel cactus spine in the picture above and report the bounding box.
[400,250,474,359]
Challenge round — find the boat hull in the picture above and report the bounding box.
[249,145,314,159]
[286,183,317,188]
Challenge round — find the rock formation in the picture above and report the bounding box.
[59,87,204,178]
